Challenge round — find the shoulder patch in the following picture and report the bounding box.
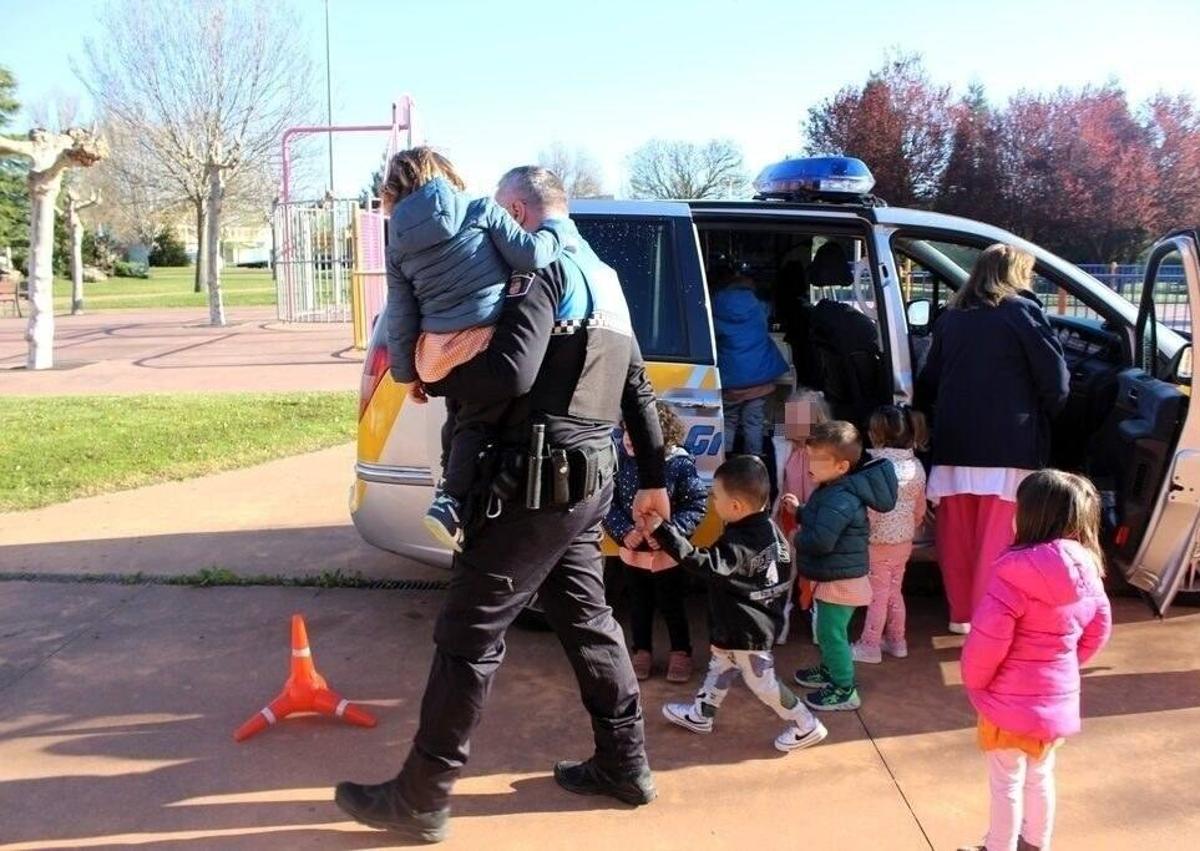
[506,273,534,298]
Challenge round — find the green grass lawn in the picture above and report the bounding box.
[0,392,355,511]
[52,266,276,311]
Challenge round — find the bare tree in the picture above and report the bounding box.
[59,184,100,314]
[0,128,106,368]
[77,0,315,321]
[627,139,749,200]
[90,118,178,247]
[538,142,606,198]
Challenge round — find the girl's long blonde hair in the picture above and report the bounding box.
[951,243,1035,310]
[1014,469,1105,575]
[380,146,466,208]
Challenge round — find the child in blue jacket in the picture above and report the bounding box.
[711,258,789,458]
[604,403,710,683]
[382,148,573,552]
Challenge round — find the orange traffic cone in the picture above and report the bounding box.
[234,613,377,742]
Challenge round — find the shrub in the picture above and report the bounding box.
[149,230,190,266]
[113,260,149,279]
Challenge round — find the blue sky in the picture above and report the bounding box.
[4,0,1200,199]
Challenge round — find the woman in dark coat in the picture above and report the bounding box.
[916,243,1070,633]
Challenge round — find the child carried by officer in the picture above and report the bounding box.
[639,455,828,753]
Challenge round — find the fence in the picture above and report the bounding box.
[901,261,1192,335]
[350,207,388,349]
[273,198,358,323]
[1077,264,1190,334]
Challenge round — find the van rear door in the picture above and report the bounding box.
[1118,230,1200,613]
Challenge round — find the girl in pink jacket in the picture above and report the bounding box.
[959,470,1112,851]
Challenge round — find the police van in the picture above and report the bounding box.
[351,156,1200,615]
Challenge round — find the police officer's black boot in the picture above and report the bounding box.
[334,778,449,843]
[552,758,657,806]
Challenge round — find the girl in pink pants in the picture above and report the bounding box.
[958,470,1111,851]
[853,405,927,664]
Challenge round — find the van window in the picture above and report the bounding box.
[574,216,690,359]
[894,236,1105,323]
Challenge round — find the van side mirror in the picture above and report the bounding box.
[907,299,932,330]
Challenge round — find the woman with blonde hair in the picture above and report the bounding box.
[915,244,1070,634]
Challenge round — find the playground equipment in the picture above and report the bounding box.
[272,97,411,342]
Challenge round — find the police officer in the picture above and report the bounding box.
[335,166,671,843]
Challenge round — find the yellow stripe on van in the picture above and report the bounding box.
[358,374,408,464]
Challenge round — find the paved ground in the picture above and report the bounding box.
[2,306,1199,848]
[0,308,363,395]
[0,443,445,584]
[0,580,1196,851]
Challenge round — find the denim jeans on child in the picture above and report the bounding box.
[724,396,767,456]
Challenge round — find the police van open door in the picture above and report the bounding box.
[1117,230,1200,614]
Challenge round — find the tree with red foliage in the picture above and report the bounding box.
[1143,93,1200,236]
[937,83,1006,223]
[803,53,953,208]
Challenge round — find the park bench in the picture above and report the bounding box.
[0,274,26,317]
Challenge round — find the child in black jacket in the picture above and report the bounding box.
[643,455,828,753]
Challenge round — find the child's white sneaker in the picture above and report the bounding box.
[774,718,828,753]
[851,642,883,664]
[881,638,909,658]
[662,702,713,734]
[948,622,971,635]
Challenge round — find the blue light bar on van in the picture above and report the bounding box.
[753,156,876,200]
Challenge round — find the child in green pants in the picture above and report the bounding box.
[781,421,897,710]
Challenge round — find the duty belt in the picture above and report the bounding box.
[488,440,615,511]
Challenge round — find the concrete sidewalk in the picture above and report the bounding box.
[0,307,363,396]
[0,581,1195,850]
[0,443,444,584]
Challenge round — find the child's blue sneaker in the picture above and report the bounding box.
[423,489,464,552]
[804,684,861,712]
[794,664,832,689]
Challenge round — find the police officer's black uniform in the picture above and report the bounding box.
[336,230,666,842]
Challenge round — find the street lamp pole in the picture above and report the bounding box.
[324,0,334,194]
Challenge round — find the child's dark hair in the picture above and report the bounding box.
[868,405,929,451]
[1014,469,1105,575]
[714,455,771,509]
[381,146,466,207]
[657,402,686,450]
[806,420,863,466]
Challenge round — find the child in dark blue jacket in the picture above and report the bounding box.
[604,403,709,683]
[381,148,573,553]
[711,258,789,458]
[783,421,897,712]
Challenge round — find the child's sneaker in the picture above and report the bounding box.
[631,650,653,681]
[794,664,833,689]
[665,651,693,683]
[881,638,909,658]
[851,642,883,664]
[423,490,464,552]
[662,702,713,734]
[774,718,828,753]
[804,683,862,712]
